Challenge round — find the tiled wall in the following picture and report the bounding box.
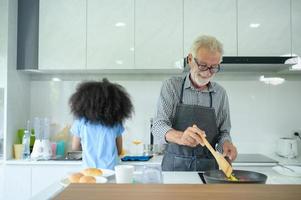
[29,74,301,156]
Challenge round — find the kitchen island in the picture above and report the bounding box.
[5,154,301,199]
[31,166,301,200]
[53,184,301,200]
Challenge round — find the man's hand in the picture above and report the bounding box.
[179,126,206,147]
[222,141,237,161]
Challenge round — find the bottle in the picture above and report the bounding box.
[22,120,31,160]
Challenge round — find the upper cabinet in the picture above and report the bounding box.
[87,0,134,69]
[292,0,301,57]
[21,0,298,72]
[39,0,86,70]
[184,0,237,56]
[135,0,183,68]
[237,0,291,56]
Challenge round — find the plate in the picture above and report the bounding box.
[60,176,108,187]
[99,169,115,178]
[79,168,115,178]
[272,165,301,177]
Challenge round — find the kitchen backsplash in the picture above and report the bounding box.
[0,88,4,139]
[29,73,301,156]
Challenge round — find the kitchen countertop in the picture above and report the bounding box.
[268,153,301,165]
[32,167,301,200]
[31,171,203,200]
[4,153,301,166]
[53,184,301,200]
[5,159,82,165]
[121,154,295,167]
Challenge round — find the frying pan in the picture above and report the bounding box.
[203,169,267,184]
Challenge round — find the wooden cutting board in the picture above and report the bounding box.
[54,184,301,200]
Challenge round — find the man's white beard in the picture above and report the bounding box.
[193,74,212,86]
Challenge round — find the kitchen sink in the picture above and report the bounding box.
[38,151,82,161]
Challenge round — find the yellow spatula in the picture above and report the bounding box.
[193,125,233,178]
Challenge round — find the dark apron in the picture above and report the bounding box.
[162,76,220,171]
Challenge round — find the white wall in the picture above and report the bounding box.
[30,73,301,156]
[0,89,4,142]
[0,0,8,155]
[5,0,31,160]
[30,74,165,154]
[221,78,301,155]
[0,0,7,89]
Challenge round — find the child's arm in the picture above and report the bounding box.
[116,136,123,156]
[72,135,82,151]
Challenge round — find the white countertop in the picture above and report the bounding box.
[31,171,203,200]
[31,167,301,200]
[5,159,82,165]
[268,153,301,165]
[120,154,301,167]
[4,153,301,166]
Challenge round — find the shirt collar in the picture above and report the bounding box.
[184,73,216,93]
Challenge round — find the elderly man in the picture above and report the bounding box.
[152,35,237,171]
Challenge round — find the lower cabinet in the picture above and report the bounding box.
[2,164,82,199]
[0,165,4,200]
[31,165,81,197]
[3,165,32,200]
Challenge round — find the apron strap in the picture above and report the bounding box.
[179,76,186,104]
[209,91,212,108]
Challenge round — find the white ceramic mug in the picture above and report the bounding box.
[114,165,135,183]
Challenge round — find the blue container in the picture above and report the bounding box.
[56,140,65,158]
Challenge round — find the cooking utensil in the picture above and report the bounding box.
[193,125,233,177]
[202,169,267,184]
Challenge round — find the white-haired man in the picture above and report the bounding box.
[152,35,237,171]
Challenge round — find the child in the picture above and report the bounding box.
[69,79,133,169]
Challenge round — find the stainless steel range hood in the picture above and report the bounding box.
[183,56,298,73]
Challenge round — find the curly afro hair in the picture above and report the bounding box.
[69,79,134,127]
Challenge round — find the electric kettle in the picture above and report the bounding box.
[276,137,298,158]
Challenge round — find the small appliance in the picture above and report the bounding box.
[276,137,298,158]
[31,117,52,160]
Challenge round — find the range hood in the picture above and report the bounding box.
[183,56,298,73]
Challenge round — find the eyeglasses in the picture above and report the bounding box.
[194,58,221,73]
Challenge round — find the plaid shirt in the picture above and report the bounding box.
[152,73,232,153]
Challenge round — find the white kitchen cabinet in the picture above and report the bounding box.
[237,0,291,56]
[39,0,86,70]
[0,165,3,200]
[184,0,237,56]
[292,0,301,57]
[135,0,183,68]
[87,0,134,69]
[3,165,31,200]
[31,165,81,197]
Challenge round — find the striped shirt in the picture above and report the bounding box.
[152,73,232,153]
